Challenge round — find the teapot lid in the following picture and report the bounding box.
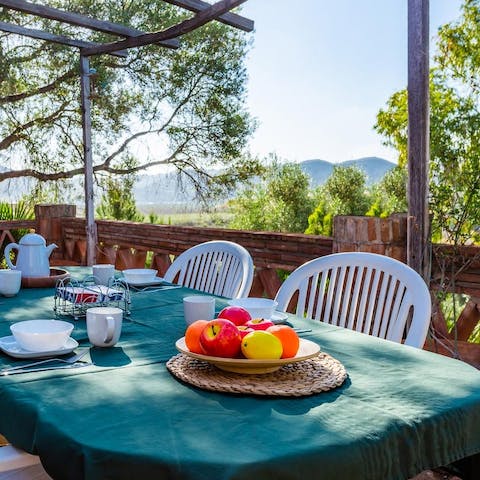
[19,233,46,246]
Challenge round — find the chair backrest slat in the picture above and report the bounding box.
[164,241,254,299]
[275,252,431,348]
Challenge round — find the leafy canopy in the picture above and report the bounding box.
[96,176,144,222]
[306,166,373,236]
[0,1,258,201]
[229,159,314,233]
[375,0,480,244]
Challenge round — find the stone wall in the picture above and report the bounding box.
[333,214,407,262]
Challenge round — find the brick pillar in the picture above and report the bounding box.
[333,214,407,263]
[35,204,77,262]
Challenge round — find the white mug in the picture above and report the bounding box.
[0,269,22,297]
[92,264,115,286]
[86,307,123,347]
[183,295,216,325]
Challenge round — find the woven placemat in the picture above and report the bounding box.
[166,352,347,397]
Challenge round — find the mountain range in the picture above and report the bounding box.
[298,157,395,187]
[0,157,396,206]
[133,156,396,204]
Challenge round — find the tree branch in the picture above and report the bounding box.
[0,69,77,105]
[0,101,70,150]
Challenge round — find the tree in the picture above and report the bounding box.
[229,160,315,233]
[366,166,407,218]
[0,1,258,201]
[96,176,144,222]
[321,165,371,216]
[305,166,371,236]
[375,0,480,244]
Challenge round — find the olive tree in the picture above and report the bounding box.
[0,1,258,202]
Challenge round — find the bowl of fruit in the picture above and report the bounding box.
[175,306,320,374]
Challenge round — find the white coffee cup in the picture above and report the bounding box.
[92,264,115,286]
[183,295,216,325]
[0,269,22,297]
[86,307,123,347]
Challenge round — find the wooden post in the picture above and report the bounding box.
[407,0,430,280]
[80,55,97,266]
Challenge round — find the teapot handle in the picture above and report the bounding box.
[4,243,19,270]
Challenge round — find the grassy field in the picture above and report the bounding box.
[136,204,233,228]
[149,211,233,227]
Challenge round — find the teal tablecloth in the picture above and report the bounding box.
[0,269,479,480]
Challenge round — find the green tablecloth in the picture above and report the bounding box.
[0,269,479,480]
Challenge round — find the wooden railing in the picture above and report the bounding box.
[0,219,36,253]
[59,218,333,298]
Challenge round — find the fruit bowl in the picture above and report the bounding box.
[175,337,320,374]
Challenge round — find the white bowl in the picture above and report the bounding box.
[10,319,73,352]
[122,269,157,284]
[227,298,278,320]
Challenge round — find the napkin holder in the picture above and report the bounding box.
[54,277,130,320]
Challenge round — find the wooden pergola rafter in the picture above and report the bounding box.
[0,0,253,265]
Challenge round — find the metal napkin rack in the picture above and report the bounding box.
[54,276,131,320]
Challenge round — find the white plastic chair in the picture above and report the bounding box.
[275,252,431,348]
[164,241,254,298]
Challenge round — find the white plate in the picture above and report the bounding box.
[0,336,79,359]
[175,337,320,374]
[124,276,164,287]
[271,311,289,323]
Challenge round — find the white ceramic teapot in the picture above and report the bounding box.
[4,233,57,278]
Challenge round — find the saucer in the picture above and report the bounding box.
[0,336,79,359]
[271,311,289,323]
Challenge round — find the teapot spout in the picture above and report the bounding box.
[46,243,58,258]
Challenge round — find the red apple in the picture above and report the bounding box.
[217,306,251,326]
[237,325,255,339]
[245,318,275,331]
[199,319,242,358]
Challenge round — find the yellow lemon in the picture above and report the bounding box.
[241,331,283,359]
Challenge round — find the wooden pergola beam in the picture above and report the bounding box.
[0,0,252,266]
[163,0,253,32]
[81,0,248,57]
[407,0,430,279]
[0,0,179,49]
[0,20,128,57]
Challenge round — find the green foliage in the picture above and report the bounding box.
[0,200,35,265]
[229,160,315,233]
[0,1,256,200]
[368,167,408,218]
[96,176,144,222]
[375,0,480,245]
[305,166,371,236]
[0,201,34,221]
[321,166,371,216]
[305,203,332,236]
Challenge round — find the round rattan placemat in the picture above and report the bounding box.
[166,352,347,397]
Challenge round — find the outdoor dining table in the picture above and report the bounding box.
[0,267,479,480]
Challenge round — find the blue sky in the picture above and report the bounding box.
[240,0,463,164]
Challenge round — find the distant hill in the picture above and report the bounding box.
[300,157,396,187]
[0,156,396,208]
